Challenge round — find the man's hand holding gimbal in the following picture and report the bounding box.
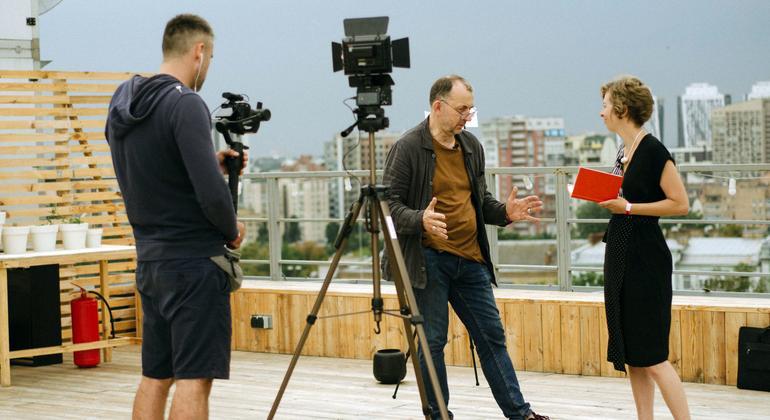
[217,149,249,175]
[422,197,448,240]
[227,221,246,249]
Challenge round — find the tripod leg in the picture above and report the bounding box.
[375,197,450,420]
[267,195,365,420]
[469,335,480,386]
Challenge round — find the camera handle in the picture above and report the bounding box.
[215,123,249,213]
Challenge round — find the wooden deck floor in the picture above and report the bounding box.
[0,345,767,419]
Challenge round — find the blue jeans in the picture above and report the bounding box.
[415,247,532,420]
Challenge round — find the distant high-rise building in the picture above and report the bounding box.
[747,81,770,100]
[678,83,729,148]
[646,96,664,144]
[323,131,401,218]
[279,155,329,243]
[564,134,617,166]
[712,98,770,164]
[480,116,565,235]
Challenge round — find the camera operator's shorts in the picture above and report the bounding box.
[136,257,232,380]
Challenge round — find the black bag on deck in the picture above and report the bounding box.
[737,326,770,392]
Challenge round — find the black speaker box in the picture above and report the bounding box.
[8,264,63,366]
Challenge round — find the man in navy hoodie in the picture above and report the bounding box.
[106,14,245,420]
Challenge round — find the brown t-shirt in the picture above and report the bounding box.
[423,139,484,263]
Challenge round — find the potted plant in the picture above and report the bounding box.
[86,227,103,248]
[2,223,31,254]
[30,207,61,252]
[60,215,89,250]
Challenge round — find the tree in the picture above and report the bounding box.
[283,216,302,243]
[574,202,611,239]
[257,222,269,244]
[703,262,755,292]
[718,224,744,238]
[325,222,340,250]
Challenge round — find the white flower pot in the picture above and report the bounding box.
[31,224,59,252]
[86,228,103,248]
[60,223,89,250]
[2,226,30,254]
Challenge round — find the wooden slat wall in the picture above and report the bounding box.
[231,287,770,385]
[0,70,137,342]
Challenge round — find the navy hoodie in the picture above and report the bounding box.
[106,74,238,261]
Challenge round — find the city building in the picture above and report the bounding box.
[711,98,770,165]
[678,83,729,148]
[278,155,329,243]
[646,96,665,144]
[747,81,770,100]
[481,116,565,235]
[564,133,617,166]
[323,131,401,218]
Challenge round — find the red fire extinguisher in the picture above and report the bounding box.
[71,284,115,368]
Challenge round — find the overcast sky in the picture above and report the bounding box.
[39,1,770,157]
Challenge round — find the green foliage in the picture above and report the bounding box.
[572,271,604,287]
[573,202,610,239]
[703,262,763,292]
[282,216,302,243]
[45,206,61,224]
[717,224,744,238]
[256,222,269,244]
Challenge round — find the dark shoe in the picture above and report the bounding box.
[527,412,550,420]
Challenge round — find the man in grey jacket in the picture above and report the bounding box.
[382,75,547,420]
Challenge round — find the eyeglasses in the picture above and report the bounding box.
[439,99,477,120]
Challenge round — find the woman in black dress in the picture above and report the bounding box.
[598,76,691,420]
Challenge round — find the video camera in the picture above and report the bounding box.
[332,16,409,134]
[214,92,271,212]
[216,92,271,135]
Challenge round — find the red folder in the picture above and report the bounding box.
[570,167,623,202]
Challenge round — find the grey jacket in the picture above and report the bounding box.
[381,117,509,289]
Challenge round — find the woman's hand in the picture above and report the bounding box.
[598,197,628,214]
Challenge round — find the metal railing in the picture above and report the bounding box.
[239,164,770,297]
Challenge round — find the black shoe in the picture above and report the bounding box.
[526,412,550,420]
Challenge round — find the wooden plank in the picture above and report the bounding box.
[724,312,746,386]
[0,82,119,92]
[523,302,543,372]
[579,306,601,376]
[0,132,105,142]
[702,311,725,385]
[680,310,704,382]
[448,306,470,367]
[745,312,770,327]
[0,95,72,104]
[0,119,105,129]
[0,191,122,206]
[0,167,115,180]
[4,203,125,218]
[504,302,525,371]
[560,305,581,375]
[0,70,140,80]
[0,143,109,155]
[0,108,107,117]
[669,309,683,377]
[0,155,112,168]
[0,179,118,194]
[541,303,562,373]
[598,308,623,378]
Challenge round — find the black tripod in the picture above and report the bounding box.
[268,121,450,420]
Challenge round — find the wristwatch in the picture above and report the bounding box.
[625,202,632,215]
